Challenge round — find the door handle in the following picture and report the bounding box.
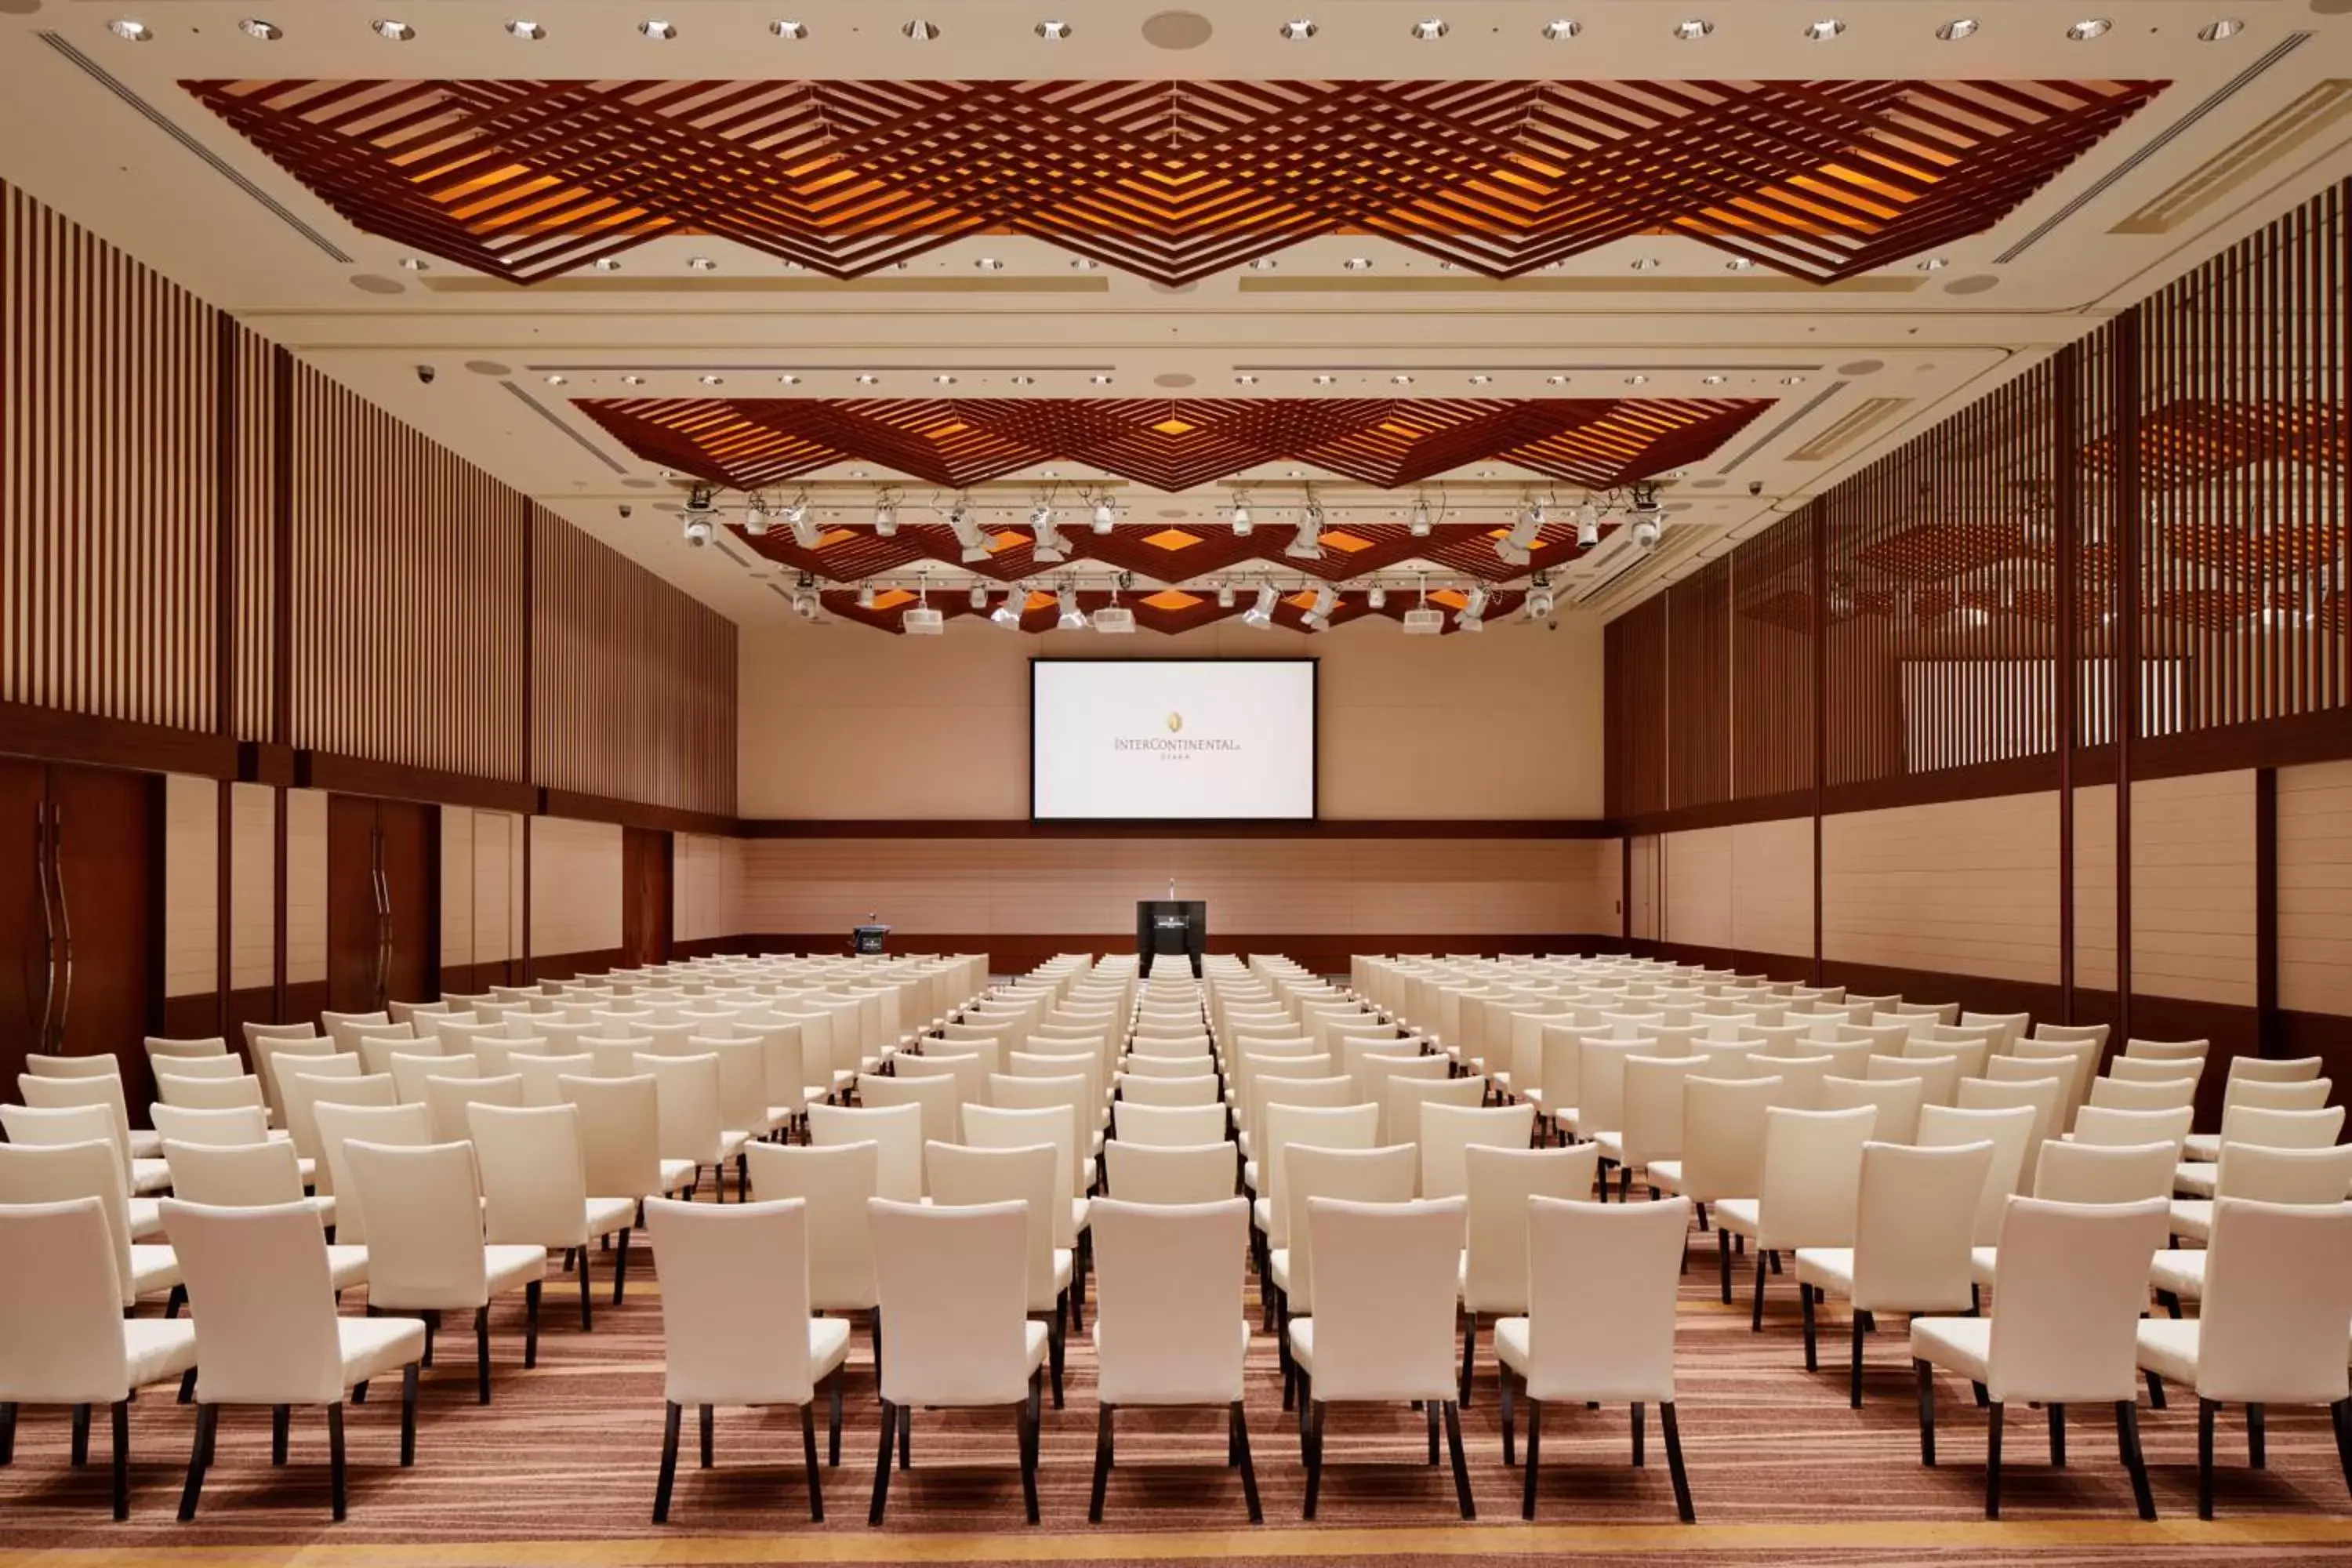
[49,803,72,1047]
[33,800,55,1048]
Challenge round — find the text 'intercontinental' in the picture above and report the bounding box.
[1112,737,1243,752]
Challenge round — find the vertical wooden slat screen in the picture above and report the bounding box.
[289,365,528,779]
[230,323,278,742]
[1605,596,1669,818]
[1665,558,1731,808]
[2,181,218,731]
[1730,511,1814,800]
[532,507,738,815]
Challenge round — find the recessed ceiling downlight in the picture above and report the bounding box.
[238,17,281,40]
[108,18,151,40]
[370,17,413,40]
[2065,16,2111,39]
[505,18,543,38]
[1279,18,1317,40]
[1541,18,1580,40]
[639,17,676,38]
[903,18,941,41]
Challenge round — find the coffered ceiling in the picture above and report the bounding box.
[2,0,2348,635]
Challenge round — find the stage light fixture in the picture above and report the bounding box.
[1457,586,1489,632]
[1286,505,1324,560]
[1242,584,1279,629]
[786,499,820,550]
[1056,588,1087,630]
[946,503,991,562]
[1497,501,1544,565]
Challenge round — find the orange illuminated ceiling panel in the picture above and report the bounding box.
[180,77,2163,286]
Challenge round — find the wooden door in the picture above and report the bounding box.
[328,795,437,1014]
[380,799,437,1004]
[622,826,671,967]
[0,759,52,1089]
[48,765,160,1103]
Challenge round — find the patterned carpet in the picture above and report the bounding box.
[5,1205,2350,1566]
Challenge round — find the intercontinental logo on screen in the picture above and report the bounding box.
[1112,711,1242,757]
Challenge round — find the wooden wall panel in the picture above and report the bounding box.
[530,815,624,957]
[230,325,278,742]
[162,774,217,1000]
[1731,514,1816,801]
[289,365,526,779]
[673,831,744,943]
[227,783,274,992]
[1606,601,1669,818]
[1824,794,2061,985]
[284,787,327,986]
[739,837,1616,940]
[535,508,736,816]
[1732,817,1815,959]
[1665,561,1732,810]
[1660,826,1735,949]
[2074,783,2118,992]
[2,182,218,733]
[2279,759,2352,1017]
[2131,771,2257,1007]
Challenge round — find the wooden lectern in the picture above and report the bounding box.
[1135,900,1206,979]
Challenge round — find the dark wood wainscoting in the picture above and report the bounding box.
[729,933,1617,982]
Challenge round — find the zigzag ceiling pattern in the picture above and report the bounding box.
[825,585,1524,637]
[180,76,2163,285]
[582,397,1769,492]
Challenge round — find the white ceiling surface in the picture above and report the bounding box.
[2,1,2350,624]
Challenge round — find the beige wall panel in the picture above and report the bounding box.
[2280,759,2352,1018]
[162,775,217,1000]
[439,805,474,972]
[1661,826,1735,949]
[1628,835,1660,941]
[530,816,623,958]
[737,615,1605,822]
[284,789,327,986]
[2130,771,2256,1007]
[1732,816,1815,959]
[1824,793,2060,984]
[673,833,744,944]
[476,812,517,965]
[2074,785,2118,992]
[227,783,274,992]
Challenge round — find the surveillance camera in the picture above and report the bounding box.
[1748,480,1763,496]
[617,504,633,520]
[414,365,437,385]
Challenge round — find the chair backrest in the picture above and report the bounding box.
[2215,1142,2352,1203]
[389,1052,476,1106]
[1299,1196,1470,1402]
[1089,1198,1249,1406]
[558,1074,664,1200]
[808,1102,925,1200]
[1116,1073,1220,1107]
[867,1198,1033,1406]
[151,1102,270,1148]
[2107,1054,2205,1087]
[2031,1022,2110,1048]
[646,1197,822,1407]
[161,1138,310,1208]
[1757,1054,1836,1110]
[744,1141,878,1311]
[1519,1195,1690,1403]
[2195,1199,2352,1405]
[1984,1197,2169,1403]
[925,1141,1061,1311]
[2123,1037,2210,1065]
[2227,1054,2323,1087]
[343,1139,491,1309]
[24,1053,125,1080]
[2085,1075,2196,1114]
[154,1071,268,1112]
[1916,1103,2037,1245]
[1955,1074,2063,1191]
[1102,1141,1237,1206]
[1279,1144,1417,1312]
[2011,1038,2099,1123]
[13,1075,134,1178]
[1112,1101,1226,1149]
[1385,1073,1486,1149]
[0,1139,136,1305]
[512,1053,595,1108]
[1258,1102,1380,1237]
[1418,1102,1537,1199]
[2071,1104,2193,1154]
[311,1101,434,1244]
[424,1073,523,1142]
[1245,1071,1350,1144]
[2031,1138,2180,1204]
[1849,1139,1994,1312]
[635,1052,728,1167]
[2217,1103,2347,1151]
[0,1198,136,1403]
[322,1010,394,1052]
[470,1102,593,1246]
[144,1036,231,1063]
[1537,1025,1590,1112]
[163,1199,350,1405]
[1823,1074,1924,1145]
[1614,1054,1703,1167]
[359,1032,430,1078]
[1753,1105,1878,1249]
[1461,1143,1601,1314]
[1576,1038,1650,1134]
[142,1054,246,1083]
[2223,1076,2334,1114]
[1672,1074,1785,1203]
[1873,1051,1961,1109]
[962,1104,1080,1227]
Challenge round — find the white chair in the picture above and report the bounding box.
[1595,1056,1700,1199]
[1917,1103,2037,1247]
[1102,1142,1237,1206]
[926,1141,1076,1408]
[422,1072,522,1143]
[636,1053,751,1202]
[2161,1140,2352,1257]
[341,1140,548,1403]
[561,1074,696,1210]
[1909,1197,2168,1519]
[643,1197,851,1524]
[1824,1074,1925,1147]
[1956,1074,2064,1192]
[154,1073,267,1113]
[0,1197,198,1519]
[1459,1144,1600,1406]
[1420,1102,1538,1200]
[512,1052,595,1107]
[1087,1197,1261,1524]
[1111,1101,1226,1148]
[2136,1198,2352,1519]
[809,1102,924,1201]
[0,1140,183,1313]
[387,1051,474,1107]
[1651,1074,1784,1302]
[2086,1076,2197,1114]
[133,1054,244,1082]
[1388,1074,1487,1151]
[163,1200,428,1522]
[1271,1145,1419,1408]
[743,1142,880,1371]
[2175,1104,2347,1197]
[160,1142,365,1287]
[1795,1139,1994,1406]
[1287,1196,1475,1520]
[1497,1196,1695,1522]
[1714,1105,1877,1332]
[865,1198,1050,1526]
[470,1103,638,1330]
[15,1076,168,1192]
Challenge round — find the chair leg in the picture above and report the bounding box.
[1047,1308,1066,1410]
[578,1247,593,1331]
[178,1370,194,1405]
[524,1280,541,1371]
[2249,1402,2267,1469]
[0,1400,15,1465]
[898,1391,911,1472]
[1632,1400,1646,1467]
[1295,1374,1313,1465]
[653,1401,681,1524]
[71,1403,89,1466]
[2330,1399,2352,1504]
[1501,1367,1516,1467]
[1718,1228,1733,1305]
[2146,1369,2169,1410]
[2119,1399,2155,1521]
[1425,1399,1439,1466]
[1800,1284,1818,1372]
[868,1402,895,1526]
[1018,1376,1041,1525]
[176,1403,215,1522]
[476,1306,493,1405]
[1915,1359,1936,1465]
[2198,1396,2218,1519]
[2049,1403,2066,1468]
[1089,1403,1114,1523]
[1984,1401,2004,1519]
[165,1284,186,1319]
[400,1363,418,1467]
[1302,1401,1326,1520]
[109,1400,129,1521]
[828,1367,844,1468]
[1444,1399,1475,1520]
[1751,1253,1768,1332]
[699,1404,713,1468]
[869,1306,884,1392]
[612,1228,631,1305]
[1850,1312,1867,1409]
[801,1401,824,1523]
[328,1403,347,1523]
[1520,1396,1541,1520]
[1459,1312,1477,1407]
[271,1403,289,1465]
[1231,1402,1261,1524]
[1661,1402,1696,1523]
